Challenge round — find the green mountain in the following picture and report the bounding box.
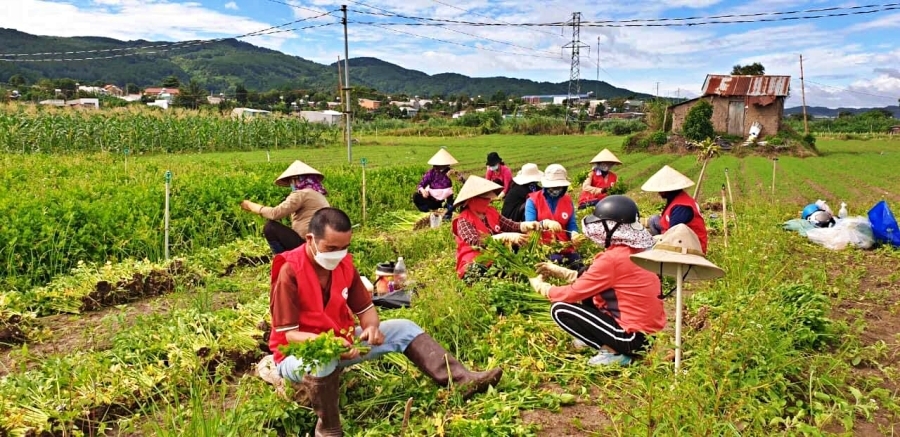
[0,28,650,98]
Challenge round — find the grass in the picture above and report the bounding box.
[2,135,900,436]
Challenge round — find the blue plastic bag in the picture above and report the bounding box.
[867,201,900,248]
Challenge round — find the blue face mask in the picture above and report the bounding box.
[547,188,565,198]
[527,182,540,192]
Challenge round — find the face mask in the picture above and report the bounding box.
[489,165,499,172]
[438,167,450,174]
[598,164,611,172]
[311,236,347,271]
[527,182,540,192]
[547,188,565,197]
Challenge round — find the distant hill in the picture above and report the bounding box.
[785,105,900,118]
[0,28,651,98]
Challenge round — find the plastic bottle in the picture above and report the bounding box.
[838,202,848,219]
[393,257,407,291]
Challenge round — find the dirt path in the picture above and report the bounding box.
[522,384,610,436]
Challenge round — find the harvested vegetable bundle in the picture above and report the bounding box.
[277,329,371,377]
[482,280,552,322]
[382,210,433,232]
[475,231,572,279]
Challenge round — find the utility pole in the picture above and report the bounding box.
[656,82,660,100]
[563,12,589,126]
[341,5,353,163]
[800,54,809,135]
[596,36,600,82]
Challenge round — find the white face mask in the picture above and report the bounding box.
[598,164,611,172]
[489,165,499,172]
[311,237,347,271]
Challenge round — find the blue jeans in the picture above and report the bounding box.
[276,319,424,382]
[648,215,663,236]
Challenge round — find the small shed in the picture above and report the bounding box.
[669,75,791,138]
[231,108,271,119]
[890,125,900,135]
[300,110,342,125]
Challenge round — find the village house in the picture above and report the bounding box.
[299,110,342,125]
[669,74,791,138]
[358,98,381,111]
[143,87,180,102]
[103,84,124,97]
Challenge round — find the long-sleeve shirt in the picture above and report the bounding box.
[417,168,453,190]
[501,182,532,221]
[485,165,513,194]
[258,189,330,237]
[455,215,521,246]
[547,245,665,334]
[662,191,695,227]
[524,192,579,233]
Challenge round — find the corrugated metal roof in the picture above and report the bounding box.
[701,75,791,97]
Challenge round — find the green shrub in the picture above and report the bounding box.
[587,119,647,136]
[683,100,714,141]
[649,130,668,145]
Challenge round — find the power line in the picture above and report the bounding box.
[357,22,564,60]
[344,0,561,57]
[426,0,565,39]
[798,78,899,101]
[263,0,342,18]
[0,11,338,58]
[0,23,338,63]
[584,2,900,24]
[347,5,900,27]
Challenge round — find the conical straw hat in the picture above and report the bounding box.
[590,149,622,164]
[456,176,503,205]
[641,165,695,192]
[512,163,543,185]
[630,224,723,281]
[541,164,571,188]
[427,148,458,166]
[275,160,323,187]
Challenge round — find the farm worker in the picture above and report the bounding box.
[501,163,543,222]
[452,176,550,279]
[528,195,664,366]
[241,160,329,254]
[577,149,621,210]
[524,164,583,269]
[269,207,502,435]
[413,148,460,222]
[484,151,513,198]
[641,165,708,253]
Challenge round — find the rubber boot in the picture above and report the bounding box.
[403,333,502,399]
[302,370,343,437]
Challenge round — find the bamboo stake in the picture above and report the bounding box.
[675,263,684,373]
[724,168,734,205]
[692,156,709,200]
[771,158,778,196]
[721,185,728,248]
[361,158,368,225]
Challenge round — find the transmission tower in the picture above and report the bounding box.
[562,12,589,126]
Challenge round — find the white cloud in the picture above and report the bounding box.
[224,1,238,10]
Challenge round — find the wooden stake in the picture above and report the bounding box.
[772,158,778,195]
[401,397,414,435]
[692,156,710,200]
[721,185,728,248]
[724,168,734,205]
[675,264,684,373]
[361,161,367,225]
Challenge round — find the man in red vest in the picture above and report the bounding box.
[269,208,502,435]
[641,165,709,253]
[525,164,583,269]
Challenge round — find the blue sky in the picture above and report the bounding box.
[2,0,899,108]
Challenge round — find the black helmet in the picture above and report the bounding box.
[584,195,639,225]
[583,195,641,248]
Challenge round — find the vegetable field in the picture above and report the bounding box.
[2,132,900,436]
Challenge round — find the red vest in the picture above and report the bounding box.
[660,191,708,253]
[269,244,357,364]
[529,191,573,244]
[451,209,501,278]
[577,171,618,204]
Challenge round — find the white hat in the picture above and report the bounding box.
[630,224,723,281]
[590,149,622,164]
[427,148,458,166]
[641,165,695,192]
[541,164,571,188]
[456,176,503,205]
[275,160,323,187]
[512,163,543,185]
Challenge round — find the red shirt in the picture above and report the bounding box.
[547,245,666,334]
[485,165,513,194]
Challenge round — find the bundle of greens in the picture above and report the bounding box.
[277,329,372,376]
[480,279,552,322]
[475,231,573,279]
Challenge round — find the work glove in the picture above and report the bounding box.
[536,262,577,283]
[520,221,541,232]
[528,275,552,298]
[493,232,527,245]
[541,220,563,232]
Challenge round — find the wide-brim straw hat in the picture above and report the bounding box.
[590,149,622,164]
[456,176,503,205]
[641,165,695,192]
[275,160,323,187]
[541,164,571,188]
[427,148,458,166]
[513,163,543,185]
[630,224,724,281]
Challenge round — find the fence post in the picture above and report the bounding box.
[361,158,368,225]
[164,170,172,261]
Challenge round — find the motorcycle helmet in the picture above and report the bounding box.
[801,204,821,220]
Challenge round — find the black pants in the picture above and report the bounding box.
[263,220,303,254]
[412,192,454,219]
[550,301,648,356]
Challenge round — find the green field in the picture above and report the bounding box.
[2,134,900,436]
